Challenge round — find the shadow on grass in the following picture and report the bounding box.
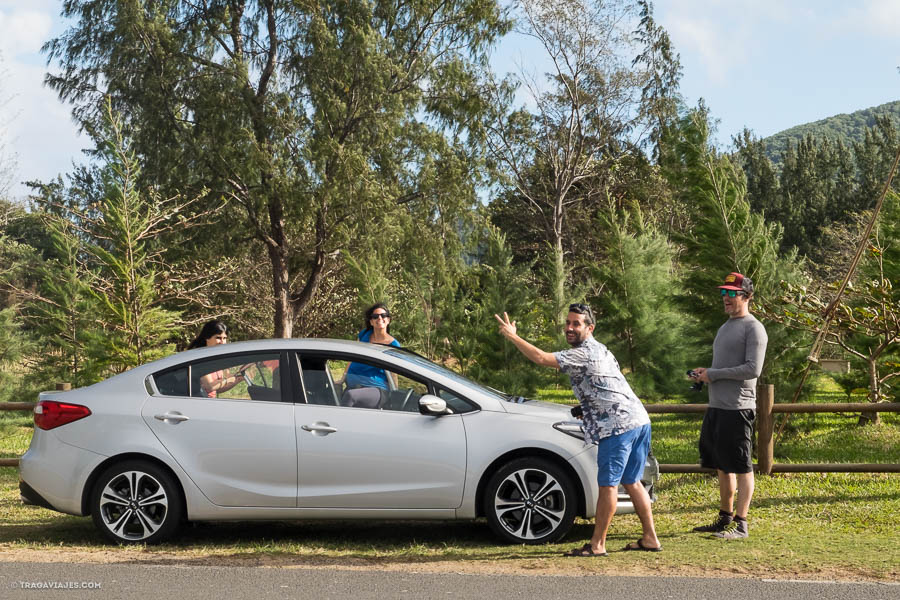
[1,512,677,566]
[0,513,593,559]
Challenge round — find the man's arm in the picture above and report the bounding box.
[494,312,559,369]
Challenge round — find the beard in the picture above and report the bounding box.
[566,330,588,346]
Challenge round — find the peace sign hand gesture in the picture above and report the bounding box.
[494,312,517,340]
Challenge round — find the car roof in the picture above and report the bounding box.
[125,338,395,377]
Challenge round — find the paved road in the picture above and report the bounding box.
[1,563,897,600]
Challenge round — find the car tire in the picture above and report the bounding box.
[90,460,183,545]
[484,457,577,544]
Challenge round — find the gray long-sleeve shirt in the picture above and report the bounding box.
[707,314,768,410]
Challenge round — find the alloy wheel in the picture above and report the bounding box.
[492,467,568,541]
[98,470,170,542]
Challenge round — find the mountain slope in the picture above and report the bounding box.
[762,100,900,163]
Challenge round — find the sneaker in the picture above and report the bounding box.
[714,519,748,539]
[692,512,733,533]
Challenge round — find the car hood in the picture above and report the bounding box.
[501,399,575,419]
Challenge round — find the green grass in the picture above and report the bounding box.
[1,391,898,581]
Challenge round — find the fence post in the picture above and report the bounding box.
[756,384,775,475]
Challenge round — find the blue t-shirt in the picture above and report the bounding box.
[345,329,401,389]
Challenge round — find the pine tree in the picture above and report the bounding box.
[464,226,548,396]
[590,195,690,398]
[661,107,807,396]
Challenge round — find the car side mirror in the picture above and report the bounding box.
[418,394,452,416]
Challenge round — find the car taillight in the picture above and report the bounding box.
[34,401,91,430]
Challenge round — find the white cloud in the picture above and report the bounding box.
[841,0,900,38]
[654,1,835,87]
[663,16,737,85]
[0,8,52,58]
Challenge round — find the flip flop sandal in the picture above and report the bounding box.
[564,543,609,557]
[622,539,662,552]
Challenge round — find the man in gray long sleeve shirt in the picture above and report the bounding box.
[689,272,768,540]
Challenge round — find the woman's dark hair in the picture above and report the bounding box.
[188,320,228,349]
[362,303,392,335]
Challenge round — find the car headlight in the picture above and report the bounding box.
[553,420,584,440]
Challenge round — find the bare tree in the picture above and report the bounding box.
[484,0,679,324]
[0,51,18,200]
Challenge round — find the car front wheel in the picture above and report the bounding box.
[90,460,183,544]
[484,457,577,544]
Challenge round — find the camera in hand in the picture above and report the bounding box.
[686,370,704,392]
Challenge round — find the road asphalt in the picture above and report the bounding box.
[1,562,898,600]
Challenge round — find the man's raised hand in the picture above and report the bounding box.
[494,312,517,339]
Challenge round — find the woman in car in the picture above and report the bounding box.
[337,303,401,390]
[187,320,244,397]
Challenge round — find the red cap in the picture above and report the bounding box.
[718,272,753,294]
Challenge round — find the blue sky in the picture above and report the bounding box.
[2,0,900,201]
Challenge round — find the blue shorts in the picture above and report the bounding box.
[596,423,651,487]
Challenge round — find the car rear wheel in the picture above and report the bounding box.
[484,457,577,544]
[90,460,183,544]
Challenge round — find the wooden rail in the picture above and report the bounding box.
[0,403,35,466]
[2,386,899,472]
[651,385,900,474]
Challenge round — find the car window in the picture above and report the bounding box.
[154,366,188,396]
[298,354,427,412]
[437,388,478,414]
[153,352,282,402]
[384,348,503,404]
[297,356,340,406]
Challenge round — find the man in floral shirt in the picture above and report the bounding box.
[495,304,660,556]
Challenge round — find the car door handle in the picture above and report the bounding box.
[301,422,337,435]
[154,412,190,423]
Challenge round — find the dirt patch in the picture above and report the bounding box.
[0,546,892,583]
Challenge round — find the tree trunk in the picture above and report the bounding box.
[269,243,293,338]
[859,357,880,426]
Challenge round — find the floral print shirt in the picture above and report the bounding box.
[555,336,650,443]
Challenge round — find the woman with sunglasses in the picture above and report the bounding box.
[337,303,401,390]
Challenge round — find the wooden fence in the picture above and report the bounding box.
[648,384,900,474]
[2,384,899,472]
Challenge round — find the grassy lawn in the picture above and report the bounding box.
[1,385,898,581]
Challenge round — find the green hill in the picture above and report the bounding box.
[762,100,900,164]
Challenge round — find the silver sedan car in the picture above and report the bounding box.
[19,339,658,545]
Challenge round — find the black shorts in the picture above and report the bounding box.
[698,407,755,474]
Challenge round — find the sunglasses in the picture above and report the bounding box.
[720,289,746,298]
[568,303,595,321]
[371,313,391,320]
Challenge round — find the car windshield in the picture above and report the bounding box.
[384,349,508,403]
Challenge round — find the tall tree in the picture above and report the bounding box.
[483,0,680,328]
[0,52,16,200]
[46,0,510,337]
[590,194,689,398]
[661,107,806,396]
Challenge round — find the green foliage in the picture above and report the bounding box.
[19,224,98,388]
[661,106,807,397]
[453,225,548,396]
[776,190,900,407]
[762,100,900,165]
[16,103,187,384]
[45,0,511,337]
[0,306,35,402]
[737,116,900,264]
[75,107,182,372]
[484,0,680,333]
[589,196,690,398]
